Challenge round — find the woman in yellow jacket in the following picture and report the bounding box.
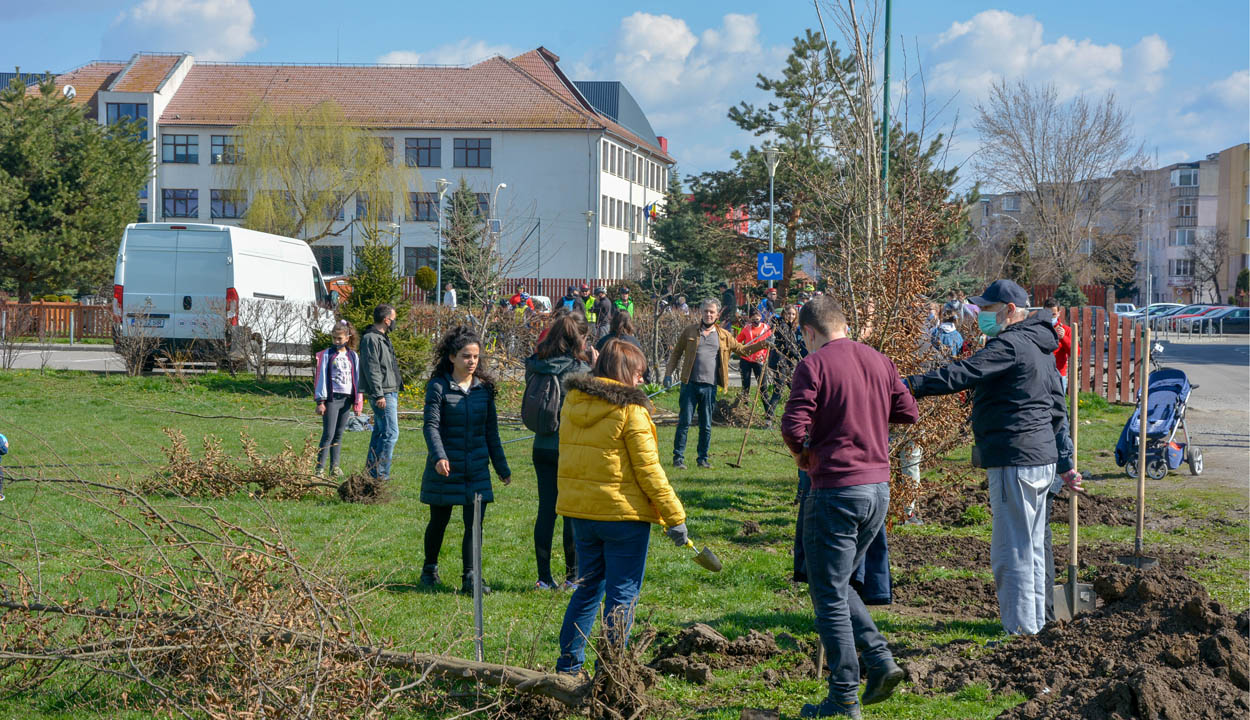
[554,340,689,674]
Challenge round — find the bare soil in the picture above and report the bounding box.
[907,565,1249,719]
[915,480,1194,530]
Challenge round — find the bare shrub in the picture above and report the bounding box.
[145,428,323,499]
[114,299,164,376]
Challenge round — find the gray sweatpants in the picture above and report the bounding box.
[987,464,1055,635]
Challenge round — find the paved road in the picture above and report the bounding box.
[9,346,128,373]
[1153,337,1249,492]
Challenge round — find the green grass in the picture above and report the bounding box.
[0,373,1243,719]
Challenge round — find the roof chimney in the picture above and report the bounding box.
[657,136,668,153]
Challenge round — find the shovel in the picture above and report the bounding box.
[729,352,770,469]
[1052,326,1095,620]
[663,523,723,572]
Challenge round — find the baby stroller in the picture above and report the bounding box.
[1114,368,1201,480]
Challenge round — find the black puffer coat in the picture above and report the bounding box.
[421,373,510,505]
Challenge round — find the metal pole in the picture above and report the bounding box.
[1135,326,1150,556]
[472,491,484,663]
[768,168,776,290]
[880,0,893,219]
[69,310,75,345]
[536,219,542,287]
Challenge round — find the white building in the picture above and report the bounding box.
[40,48,672,284]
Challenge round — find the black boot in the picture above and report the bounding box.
[461,571,491,595]
[419,563,440,586]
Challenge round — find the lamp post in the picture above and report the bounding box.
[436,178,449,306]
[388,222,401,278]
[764,146,782,289]
[492,183,507,218]
[585,210,595,280]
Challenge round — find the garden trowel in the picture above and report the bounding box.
[684,539,722,572]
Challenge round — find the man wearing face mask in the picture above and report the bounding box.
[902,279,1079,637]
[360,304,403,481]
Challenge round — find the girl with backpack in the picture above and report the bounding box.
[554,340,689,674]
[420,326,511,593]
[523,314,593,589]
[313,320,364,477]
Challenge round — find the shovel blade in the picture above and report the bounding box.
[692,547,722,572]
[1051,581,1096,621]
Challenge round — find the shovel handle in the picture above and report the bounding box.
[685,539,698,551]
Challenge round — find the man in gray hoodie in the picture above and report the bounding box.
[359,304,403,480]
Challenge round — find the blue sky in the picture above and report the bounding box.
[5,1,1247,184]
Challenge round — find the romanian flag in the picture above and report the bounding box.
[645,202,659,219]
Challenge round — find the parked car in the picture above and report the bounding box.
[1162,305,1224,332]
[113,223,336,371]
[1181,306,1239,332]
[1124,302,1180,321]
[1213,307,1249,334]
[1113,302,1137,315]
[1149,304,1207,330]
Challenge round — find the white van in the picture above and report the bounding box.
[113,223,336,369]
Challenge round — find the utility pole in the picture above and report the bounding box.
[880,0,893,239]
[436,178,449,306]
[764,146,781,289]
[584,210,595,280]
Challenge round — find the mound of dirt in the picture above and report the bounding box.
[649,624,786,684]
[916,482,1177,529]
[889,535,1212,619]
[907,566,1249,719]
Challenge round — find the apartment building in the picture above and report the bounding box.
[36,48,672,282]
[1215,143,1249,299]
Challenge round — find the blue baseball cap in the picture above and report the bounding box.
[968,279,1029,308]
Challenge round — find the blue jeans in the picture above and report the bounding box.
[366,392,399,479]
[673,382,716,464]
[556,519,651,673]
[804,482,893,705]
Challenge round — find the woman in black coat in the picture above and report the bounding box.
[420,326,511,594]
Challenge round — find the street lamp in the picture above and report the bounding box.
[388,222,401,277]
[436,178,449,306]
[584,210,595,280]
[764,146,782,289]
[492,183,507,220]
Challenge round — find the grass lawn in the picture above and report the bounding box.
[0,370,1244,719]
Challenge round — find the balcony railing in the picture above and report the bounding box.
[1170,185,1199,197]
[1171,216,1197,227]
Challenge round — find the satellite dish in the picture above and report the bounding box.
[63,85,76,99]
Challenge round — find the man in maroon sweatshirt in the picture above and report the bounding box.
[781,295,918,718]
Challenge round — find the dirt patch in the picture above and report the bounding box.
[648,623,788,685]
[889,534,1213,620]
[915,481,1186,529]
[740,520,762,537]
[907,565,1249,719]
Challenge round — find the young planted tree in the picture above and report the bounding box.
[225,100,405,242]
[1004,231,1033,287]
[647,169,736,303]
[974,80,1146,284]
[440,178,532,329]
[0,75,150,301]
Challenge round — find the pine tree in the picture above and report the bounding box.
[648,169,733,303]
[0,75,150,300]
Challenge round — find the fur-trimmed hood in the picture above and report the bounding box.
[564,374,655,414]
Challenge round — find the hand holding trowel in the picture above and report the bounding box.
[663,522,722,572]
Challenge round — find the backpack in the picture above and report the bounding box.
[521,368,563,435]
[562,297,576,311]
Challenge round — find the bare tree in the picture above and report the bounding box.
[1187,229,1230,303]
[974,80,1146,283]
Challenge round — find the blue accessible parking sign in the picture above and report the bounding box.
[757,252,783,281]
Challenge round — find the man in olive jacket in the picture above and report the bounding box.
[360,304,403,480]
[666,298,771,469]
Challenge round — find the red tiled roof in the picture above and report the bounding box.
[27,62,125,120]
[110,53,182,93]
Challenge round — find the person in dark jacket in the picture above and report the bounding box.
[904,279,1081,636]
[719,282,738,330]
[596,311,649,382]
[764,304,806,425]
[359,304,403,480]
[420,326,511,594]
[525,315,593,590]
[781,295,918,718]
[559,286,587,315]
[591,286,615,340]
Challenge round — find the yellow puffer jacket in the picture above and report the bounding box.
[556,374,686,527]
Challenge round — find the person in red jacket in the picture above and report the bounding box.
[781,295,917,717]
[1043,298,1071,392]
[735,308,772,393]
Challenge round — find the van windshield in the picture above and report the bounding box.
[312,267,328,305]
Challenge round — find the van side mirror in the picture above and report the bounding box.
[328,290,340,308]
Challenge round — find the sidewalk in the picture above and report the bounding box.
[7,342,116,352]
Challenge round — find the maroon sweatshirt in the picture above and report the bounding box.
[781,338,919,488]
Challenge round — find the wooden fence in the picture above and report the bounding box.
[1,302,113,340]
[1060,306,1144,404]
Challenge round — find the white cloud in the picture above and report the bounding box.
[1208,69,1249,110]
[101,0,259,61]
[377,39,518,67]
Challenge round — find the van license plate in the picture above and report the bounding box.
[130,318,165,328]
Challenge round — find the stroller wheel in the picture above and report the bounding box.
[1146,460,1168,480]
[1125,458,1138,478]
[1188,447,1203,476]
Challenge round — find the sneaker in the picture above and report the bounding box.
[697,459,713,469]
[905,512,923,526]
[535,580,554,590]
[673,459,687,470]
[800,697,862,718]
[460,573,492,595]
[862,658,904,705]
[314,466,325,478]
[562,579,579,591]
[419,564,440,587]
[331,466,343,477]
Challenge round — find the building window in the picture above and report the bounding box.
[408,192,439,221]
[355,192,392,222]
[617,199,624,229]
[379,137,394,163]
[162,189,198,218]
[1002,195,1020,211]
[106,102,148,140]
[474,193,490,218]
[405,137,440,167]
[210,189,246,219]
[312,246,344,275]
[210,135,242,164]
[161,134,199,163]
[601,195,608,225]
[403,246,437,276]
[1169,259,1193,277]
[1170,228,1195,246]
[609,144,617,175]
[1175,198,1196,217]
[453,138,491,168]
[602,141,610,171]
[1170,168,1198,187]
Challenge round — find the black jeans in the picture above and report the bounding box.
[316,392,353,471]
[424,502,486,576]
[534,447,577,584]
[739,359,763,391]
